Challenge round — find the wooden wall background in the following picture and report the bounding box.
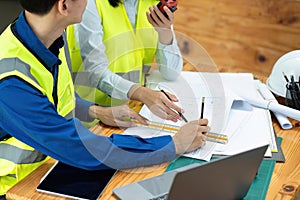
[1,0,299,78]
[173,0,300,77]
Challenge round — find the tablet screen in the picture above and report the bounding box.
[37,162,117,200]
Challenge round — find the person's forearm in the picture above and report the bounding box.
[156,28,183,81]
[157,28,173,45]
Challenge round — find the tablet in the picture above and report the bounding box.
[37,161,117,200]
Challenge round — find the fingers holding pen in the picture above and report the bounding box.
[128,86,182,122]
[157,105,180,122]
[195,118,209,135]
[173,119,210,155]
[199,118,209,127]
[161,90,179,102]
[161,92,181,111]
[159,88,186,122]
[198,118,209,136]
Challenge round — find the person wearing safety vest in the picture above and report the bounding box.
[67,0,183,125]
[0,0,209,197]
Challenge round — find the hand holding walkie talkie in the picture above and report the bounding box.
[157,0,178,19]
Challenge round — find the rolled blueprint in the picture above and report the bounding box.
[246,97,300,121]
[256,81,293,129]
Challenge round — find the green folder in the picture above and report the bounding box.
[166,138,281,200]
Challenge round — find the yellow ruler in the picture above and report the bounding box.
[133,120,228,144]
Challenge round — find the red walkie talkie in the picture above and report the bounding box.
[157,0,177,19]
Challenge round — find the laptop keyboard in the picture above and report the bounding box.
[149,193,168,200]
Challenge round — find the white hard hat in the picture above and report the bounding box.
[266,50,300,97]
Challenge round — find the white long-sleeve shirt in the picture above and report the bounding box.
[74,0,183,100]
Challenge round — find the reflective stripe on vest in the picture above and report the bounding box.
[0,137,49,195]
[0,58,74,120]
[67,0,159,106]
[0,143,47,164]
[0,58,38,85]
[73,70,141,87]
[0,26,75,194]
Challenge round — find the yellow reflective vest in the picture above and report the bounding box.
[0,26,75,195]
[67,0,159,106]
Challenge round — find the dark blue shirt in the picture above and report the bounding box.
[0,12,176,170]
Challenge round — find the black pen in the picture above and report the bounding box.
[292,75,299,91]
[200,97,205,119]
[159,88,188,123]
[290,75,300,108]
[291,75,299,91]
[283,72,289,83]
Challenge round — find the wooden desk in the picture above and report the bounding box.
[6,78,300,200]
[6,113,300,200]
[6,122,170,200]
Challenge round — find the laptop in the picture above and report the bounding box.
[113,145,268,200]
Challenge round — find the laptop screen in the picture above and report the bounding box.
[168,145,268,200]
[113,145,268,200]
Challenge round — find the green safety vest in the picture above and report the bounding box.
[67,0,159,107]
[0,25,75,195]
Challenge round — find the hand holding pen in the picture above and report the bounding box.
[128,85,184,122]
[159,87,188,122]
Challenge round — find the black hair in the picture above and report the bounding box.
[108,0,123,7]
[19,0,59,15]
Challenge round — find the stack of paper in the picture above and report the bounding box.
[124,71,275,161]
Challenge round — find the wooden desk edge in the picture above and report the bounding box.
[6,157,169,200]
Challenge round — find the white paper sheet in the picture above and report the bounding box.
[124,71,273,161]
[214,108,272,157]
